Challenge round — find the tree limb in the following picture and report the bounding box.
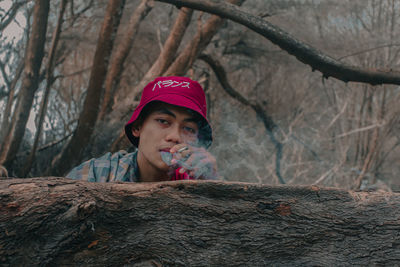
[163,0,246,76]
[21,0,68,177]
[1,178,400,265]
[157,0,400,86]
[98,0,154,121]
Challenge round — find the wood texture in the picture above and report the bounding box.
[1,178,399,266]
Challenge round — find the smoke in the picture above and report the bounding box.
[160,151,216,180]
[210,117,276,183]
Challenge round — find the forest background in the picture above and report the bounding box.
[0,0,399,191]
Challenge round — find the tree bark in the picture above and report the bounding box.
[1,178,399,266]
[49,0,126,176]
[0,0,50,168]
[156,0,400,86]
[98,0,154,121]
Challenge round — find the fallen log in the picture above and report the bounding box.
[1,178,399,266]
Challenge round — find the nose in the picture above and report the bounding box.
[165,124,182,144]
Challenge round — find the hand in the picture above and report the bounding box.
[170,144,218,180]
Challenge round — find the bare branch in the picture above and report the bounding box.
[16,131,74,158]
[0,0,27,32]
[337,43,400,61]
[37,132,73,152]
[333,123,385,140]
[0,60,24,144]
[67,0,94,26]
[55,66,91,79]
[0,61,11,89]
[0,0,50,167]
[157,0,400,86]
[22,0,68,177]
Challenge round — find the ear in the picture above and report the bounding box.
[131,124,141,138]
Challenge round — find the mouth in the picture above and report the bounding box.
[160,148,171,153]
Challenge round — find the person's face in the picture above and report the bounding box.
[132,102,200,173]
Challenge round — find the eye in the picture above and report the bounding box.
[156,119,169,125]
[183,126,197,134]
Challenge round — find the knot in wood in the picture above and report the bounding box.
[275,203,291,216]
[78,201,97,217]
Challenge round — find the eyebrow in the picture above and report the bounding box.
[154,108,198,123]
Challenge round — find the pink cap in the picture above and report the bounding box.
[125,76,212,147]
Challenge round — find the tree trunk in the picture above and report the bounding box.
[0,178,399,266]
[117,0,244,114]
[0,60,24,148]
[49,0,126,176]
[130,6,194,102]
[164,0,245,76]
[21,0,68,177]
[0,0,50,168]
[113,6,194,121]
[98,0,154,121]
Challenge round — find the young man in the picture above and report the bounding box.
[67,76,217,182]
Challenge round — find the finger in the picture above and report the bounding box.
[172,151,186,162]
[170,159,180,169]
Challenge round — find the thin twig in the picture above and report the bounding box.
[326,101,348,130]
[333,123,385,139]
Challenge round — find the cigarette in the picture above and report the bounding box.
[177,146,189,153]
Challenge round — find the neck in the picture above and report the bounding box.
[136,150,170,182]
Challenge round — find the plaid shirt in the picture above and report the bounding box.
[66,150,139,182]
[66,150,194,182]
